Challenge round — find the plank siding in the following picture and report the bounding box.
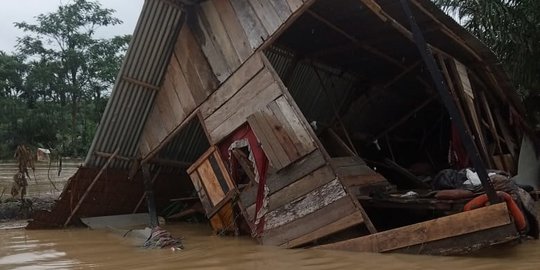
[200,1,241,70]
[200,53,264,119]
[262,197,360,246]
[174,25,218,103]
[213,0,253,62]
[264,178,347,230]
[140,20,217,157]
[239,149,326,207]
[248,0,282,34]
[204,68,283,143]
[268,165,335,212]
[229,0,269,49]
[248,97,316,170]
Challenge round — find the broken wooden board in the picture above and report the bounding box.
[247,97,316,170]
[315,203,512,253]
[188,146,237,233]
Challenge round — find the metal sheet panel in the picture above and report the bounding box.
[85,0,184,169]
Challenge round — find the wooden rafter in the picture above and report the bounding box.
[306,10,406,69]
[123,76,160,91]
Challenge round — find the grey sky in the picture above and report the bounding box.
[0,0,144,53]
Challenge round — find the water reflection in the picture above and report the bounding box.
[1,222,540,270]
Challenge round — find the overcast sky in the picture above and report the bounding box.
[0,0,144,53]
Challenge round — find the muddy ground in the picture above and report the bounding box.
[0,197,55,222]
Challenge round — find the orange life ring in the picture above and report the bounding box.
[463,191,527,231]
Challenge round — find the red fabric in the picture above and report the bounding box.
[450,124,470,168]
[218,124,268,235]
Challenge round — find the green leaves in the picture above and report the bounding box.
[0,0,130,158]
[434,0,540,126]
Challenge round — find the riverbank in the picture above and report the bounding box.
[0,159,80,224]
[0,197,56,222]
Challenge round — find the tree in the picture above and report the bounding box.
[434,0,540,127]
[0,51,26,98]
[12,0,130,156]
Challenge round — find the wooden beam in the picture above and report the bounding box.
[94,151,134,162]
[122,76,160,91]
[150,157,191,168]
[383,60,421,89]
[372,95,437,141]
[64,148,119,227]
[231,149,257,184]
[358,0,450,59]
[316,202,511,252]
[133,167,162,214]
[306,10,406,69]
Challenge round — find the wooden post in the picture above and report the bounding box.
[142,164,159,228]
[64,148,119,227]
[312,65,359,156]
[132,167,162,214]
[399,0,499,204]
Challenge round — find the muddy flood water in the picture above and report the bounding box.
[1,160,540,269]
[1,223,540,270]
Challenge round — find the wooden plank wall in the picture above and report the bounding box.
[140,26,218,157]
[202,55,283,144]
[190,0,307,82]
[200,52,366,247]
[248,96,316,170]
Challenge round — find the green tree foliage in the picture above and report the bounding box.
[434,0,540,127]
[0,0,130,159]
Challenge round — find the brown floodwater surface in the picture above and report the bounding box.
[1,222,540,270]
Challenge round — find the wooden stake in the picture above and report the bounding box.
[64,148,119,227]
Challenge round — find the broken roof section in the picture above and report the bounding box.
[84,0,185,169]
[34,0,535,255]
[83,0,525,172]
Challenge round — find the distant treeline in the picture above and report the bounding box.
[0,0,130,159]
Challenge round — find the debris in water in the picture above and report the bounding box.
[143,226,183,250]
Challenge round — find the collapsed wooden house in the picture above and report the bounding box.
[29,0,539,255]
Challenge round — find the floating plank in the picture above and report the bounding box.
[393,223,519,255]
[213,0,252,62]
[264,178,347,230]
[229,0,268,48]
[200,53,264,119]
[262,196,360,246]
[316,203,512,252]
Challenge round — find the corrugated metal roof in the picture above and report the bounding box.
[84,0,185,169]
[265,47,357,126]
[154,117,210,174]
